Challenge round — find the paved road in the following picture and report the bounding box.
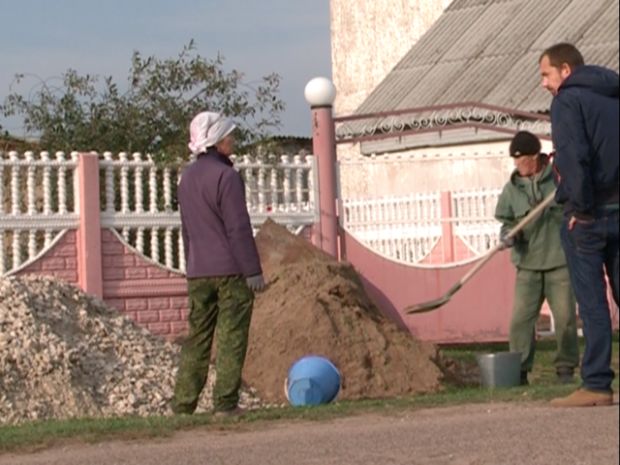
[1,401,618,465]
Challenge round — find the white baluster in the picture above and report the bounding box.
[136,227,144,253]
[41,152,51,214]
[306,155,315,212]
[281,155,292,212]
[103,152,115,213]
[256,158,265,213]
[163,166,172,211]
[25,151,36,215]
[12,230,21,269]
[294,155,303,211]
[56,152,67,214]
[147,155,160,262]
[178,230,186,273]
[151,228,160,262]
[119,152,129,241]
[9,151,20,215]
[243,155,254,212]
[26,160,37,257]
[28,230,36,259]
[165,227,174,268]
[269,155,278,212]
[71,152,79,213]
[148,155,158,213]
[133,152,143,213]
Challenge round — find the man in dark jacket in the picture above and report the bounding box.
[539,43,619,407]
[171,111,266,416]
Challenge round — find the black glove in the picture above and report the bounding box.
[246,274,266,292]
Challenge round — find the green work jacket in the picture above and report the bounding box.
[494,159,567,271]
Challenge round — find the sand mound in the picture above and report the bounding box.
[0,276,261,425]
[244,220,443,403]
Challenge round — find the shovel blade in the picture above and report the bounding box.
[404,296,450,314]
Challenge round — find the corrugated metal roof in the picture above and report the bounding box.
[352,0,619,117]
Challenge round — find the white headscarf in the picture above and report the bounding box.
[188,111,236,155]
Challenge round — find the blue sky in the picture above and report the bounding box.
[0,0,332,138]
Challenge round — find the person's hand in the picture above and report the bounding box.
[246,274,266,292]
[568,215,594,230]
[568,216,576,230]
[499,233,515,250]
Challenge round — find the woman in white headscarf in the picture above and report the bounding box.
[188,111,237,156]
[172,111,265,417]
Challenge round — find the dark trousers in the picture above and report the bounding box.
[560,209,619,392]
[172,275,254,414]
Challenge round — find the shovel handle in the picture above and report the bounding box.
[404,189,557,314]
[457,189,556,288]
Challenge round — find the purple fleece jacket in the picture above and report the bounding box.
[178,148,262,278]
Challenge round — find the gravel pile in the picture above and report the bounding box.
[0,275,262,425]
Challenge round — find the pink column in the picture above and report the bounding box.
[76,152,103,297]
[311,106,339,258]
[440,191,455,262]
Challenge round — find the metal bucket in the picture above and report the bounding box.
[476,351,522,388]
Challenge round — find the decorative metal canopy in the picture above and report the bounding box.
[334,102,551,145]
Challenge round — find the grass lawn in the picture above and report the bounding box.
[0,333,617,454]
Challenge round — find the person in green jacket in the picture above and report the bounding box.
[495,131,579,385]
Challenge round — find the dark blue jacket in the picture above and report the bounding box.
[178,148,262,279]
[550,65,619,218]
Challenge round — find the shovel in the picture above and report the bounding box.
[404,190,556,314]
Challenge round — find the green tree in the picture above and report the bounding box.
[0,40,285,162]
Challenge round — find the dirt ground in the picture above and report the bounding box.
[1,400,617,465]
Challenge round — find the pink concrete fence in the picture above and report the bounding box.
[15,228,189,338]
[12,154,190,338]
[4,143,618,343]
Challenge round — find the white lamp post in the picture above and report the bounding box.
[305,77,339,258]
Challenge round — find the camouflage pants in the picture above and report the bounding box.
[172,275,254,414]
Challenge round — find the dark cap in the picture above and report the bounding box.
[509,131,541,157]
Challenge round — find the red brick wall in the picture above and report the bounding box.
[15,229,189,340]
[16,231,79,283]
[100,230,189,338]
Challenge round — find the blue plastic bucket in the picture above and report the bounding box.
[285,356,341,406]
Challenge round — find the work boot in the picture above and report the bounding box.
[550,388,613,407]
[520,371,529,386]
[556,368,575,385]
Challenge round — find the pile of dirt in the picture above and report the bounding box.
[244,220,443,403]
[0,276,262,425]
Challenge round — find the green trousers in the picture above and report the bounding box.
[172,276,254,414]
[509,266,579,373]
